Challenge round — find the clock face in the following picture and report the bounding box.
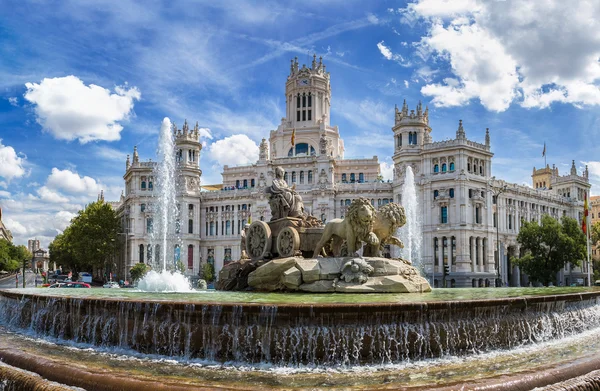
[297,78,309,86]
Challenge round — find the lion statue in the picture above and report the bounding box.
[313,197,378,257]
[363,202,407,257]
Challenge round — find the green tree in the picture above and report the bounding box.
[202,262,215,283]
[0,239,31,272]
[591,221,600,247]
[49,200,120,276]
[130,263,151,284]
[176,260,186,274]
[515,215,586,286]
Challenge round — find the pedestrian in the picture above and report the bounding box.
[15,273,18,288]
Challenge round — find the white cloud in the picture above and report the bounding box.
[5,218,27,235]
[46,168,103,195]
[380,161,394,181]
[377,41,411,67]
[0,139,26,181]
[367,13,379,24]
[207,135,259,167]
[404,80,409,88]
[24,76,140,143]
[404,0,600,111]
[0,190,10,198]
[7,97,18,106]
[37,186,71,203]
[53,211,76,232]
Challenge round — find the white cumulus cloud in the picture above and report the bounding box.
[37,186,71,203]
[404,0,600,111]
[207,134,259,167]
[46,168,103,195]
[0,139,26,181]
[24,76,140,143]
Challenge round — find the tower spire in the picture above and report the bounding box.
[485,128,490,146]
[456,120,466,140]
[570,160,577,176]
[133,146,139,164]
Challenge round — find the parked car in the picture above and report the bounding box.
[103,281,120,289]
[78,272,92,283]
[49,282,90,288]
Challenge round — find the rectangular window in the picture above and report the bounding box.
[297,111,300,121]
[508,214,513,230]
[188,219,193,234]
[302,95,306,107]
[141,203,146,212]
[302,110,306,121]
[206,222,208,237]
[434,238,439,266]
[441,206,448,224]
[308,110,311,121]
[475,206,481,224]
[188,204,194,210]
[308,94,312,107]
[146,218,153,233]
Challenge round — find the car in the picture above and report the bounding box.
[49,282,90,288]
[103,281,120,289]
[63,282,91,288]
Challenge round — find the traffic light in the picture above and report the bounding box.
[444,264,450,276]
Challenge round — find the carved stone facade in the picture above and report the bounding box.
[113,56,590,288]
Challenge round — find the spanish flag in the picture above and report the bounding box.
[583,193,589,234]
[291,128,296,146]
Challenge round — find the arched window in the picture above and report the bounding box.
[308,92,312,107]
[147,245,152,263]
[359,173,364,183]
[141,176,147,190]
[284,172,288,182]
[342,173,347,183]
[340,200,344,207]
[350,173,355,183]
[345,199,351,206]
[371,199,375,206]
[449,162,455,171]
[291,171,296,183]
[209,222,214,236]
[297,93,301,108]
[288,143,316,157]
[480,165,483,175]
[397,135,402,147]
[243,179,248,188]
[302,93,306,108]
[413,132,418,145]
[449,188,454,198]
[251,179,255,187]
[442,163,447,172]
[378,199,381,206]
[434,164,439,173]
[300,171,304,184]
[155,244,160,263]
[434,190,439,199]
[308,171,313,183]
[467,163,471,172]
[139,244,144,263]
[188,245,193,269]
[408,132,413,145]
[236,180,240,189]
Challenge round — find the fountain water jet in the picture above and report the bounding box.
[398,166,422,271]
[138,117,192,292]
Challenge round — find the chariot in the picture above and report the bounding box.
[245,217,324,261]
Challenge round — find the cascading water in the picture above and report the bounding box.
[398,166,422,272]
[138,118,193,292]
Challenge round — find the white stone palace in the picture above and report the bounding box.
[113,56,591,288]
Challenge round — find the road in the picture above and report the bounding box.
[0,271,38,289]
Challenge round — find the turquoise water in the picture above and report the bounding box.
[6,286,599,304]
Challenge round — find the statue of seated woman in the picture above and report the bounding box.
[266,166,305,220]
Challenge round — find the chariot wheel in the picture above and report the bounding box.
[246,221,272,261]
[276,226,300,258]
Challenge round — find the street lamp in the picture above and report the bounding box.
[117,231,131,283]
[489,179,508,287]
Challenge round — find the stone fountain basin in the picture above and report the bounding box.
[1,287,600,368]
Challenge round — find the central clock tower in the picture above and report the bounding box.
[285,55,331,128]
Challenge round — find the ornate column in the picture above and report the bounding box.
[478,237,484,273]
[470,236,476,272]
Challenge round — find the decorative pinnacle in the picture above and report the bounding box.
[456,119,466,139]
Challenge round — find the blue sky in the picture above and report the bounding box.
[1,0,599,247]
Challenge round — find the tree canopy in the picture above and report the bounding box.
[515,215,586,286]
[130,263,151,283]
[0,239,31,272]
[49,200,121,275]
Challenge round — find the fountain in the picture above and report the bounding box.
[0,139,600,389]
[399,166,422,270]
[138,117,192,292]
